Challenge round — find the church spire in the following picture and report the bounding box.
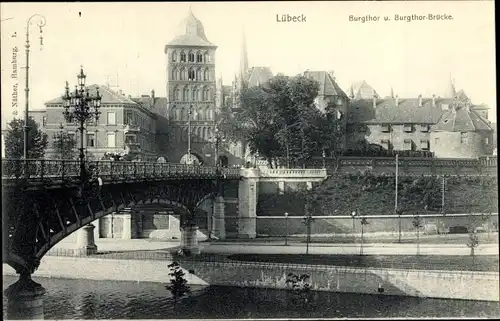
[349,84,355,99]
[240,27,249,78]
[446,73,456,98]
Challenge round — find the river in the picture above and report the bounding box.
[3,276,499,319]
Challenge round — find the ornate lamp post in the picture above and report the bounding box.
[284,212,289,246]
[23,14,46,168]
[62,66,102,180]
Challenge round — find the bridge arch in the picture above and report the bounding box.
[3,179,219,273]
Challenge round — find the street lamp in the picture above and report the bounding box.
[23,14,46,167]
[284,212,289,246]
[351,210,357,238]
[62,66,102,180]
[322,149,326,169]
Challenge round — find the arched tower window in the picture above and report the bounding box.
[181,107,188,120]
[194,87,200,101]
[205,106,211,120]
[171,68,177,80]
[180,51,186,62]
[170,106,176,119]
[202,127,207,140]
[203,69,209,81]
[203,52,210,63]
[179,68,185,80]
[176,108,181,120]
[188,68,195,81]
[188,51,195,62]
[196,68,202,81]
[192,86,198,101]
[196,51,203,63]
[203,87,210,101]
[173,87,180,101]
[171,51,177,62]
[175,69,180,80]
[183,87,189,101]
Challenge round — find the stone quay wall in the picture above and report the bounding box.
[4,256,498,302]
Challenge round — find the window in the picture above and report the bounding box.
[180,51,186,62]
[196,69,201,81]
[125,111,133,125]
[380,139,390,150]
[203,87,210,101]
[171,51,177,62]
[203,69,209,81]
[434,137,439,145]
[192,87,198,101]
[420,124,430,132]
[42,116,47,127]
[485,137,490,145]
[125,135,136,144]
[460,132,467,144]
[420,140,430,150]
[196,52,203,63]
[188,51,194,62]
[174,87,180,101]
[171,68,177,80]
[403,123,413,133]
[86,133,95,147]
[381,124,390,132]
[203,52,210,63]
[107,132,116,147]
[107,112,116,125]
[183,87,189,101]
[188,68,195,80]
[403,139,413,151]
[179,68,185,80]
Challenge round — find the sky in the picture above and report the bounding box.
[1,1,496,128]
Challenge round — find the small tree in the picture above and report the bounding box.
[285,272,311,307]
[4,117,48,159]
[52,131,77,159]
[360,217,369,255]
[412,215,423,255]
[466,231,479,266]
[165,262,190,315]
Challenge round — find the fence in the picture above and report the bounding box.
[44,246,498,273]
[1,159,242,180]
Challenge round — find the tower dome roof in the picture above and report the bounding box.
[166,8,216,48]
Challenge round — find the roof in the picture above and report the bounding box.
[348,80,380,100]
[431,104,493,132]
[45,85,137,105]
[166,9,216,47]
[304,71,348,98]
[348,97,451,124]
[131,96,168,118]
[245,67,273,87]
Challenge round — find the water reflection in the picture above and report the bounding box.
[3,276,499,319]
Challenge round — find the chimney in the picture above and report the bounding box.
[395,95,399,106]
[418,94,422,107]
[151,89,155,100]
[432,94,436,107]
[372,95,377,108]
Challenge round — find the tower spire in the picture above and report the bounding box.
[390,86,394,99]
[446,72,456,98]
[349,84,355,99]
[240,26,249,79]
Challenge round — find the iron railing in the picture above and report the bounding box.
[1,159,242,181]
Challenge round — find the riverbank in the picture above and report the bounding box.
[4,255,499,302]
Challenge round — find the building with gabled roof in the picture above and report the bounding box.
[40,84,158,161]
[345,78,494,158]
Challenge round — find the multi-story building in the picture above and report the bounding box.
[345,79,494,158]
[39,85,158,160]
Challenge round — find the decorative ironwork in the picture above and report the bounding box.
[2,159,242,183]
